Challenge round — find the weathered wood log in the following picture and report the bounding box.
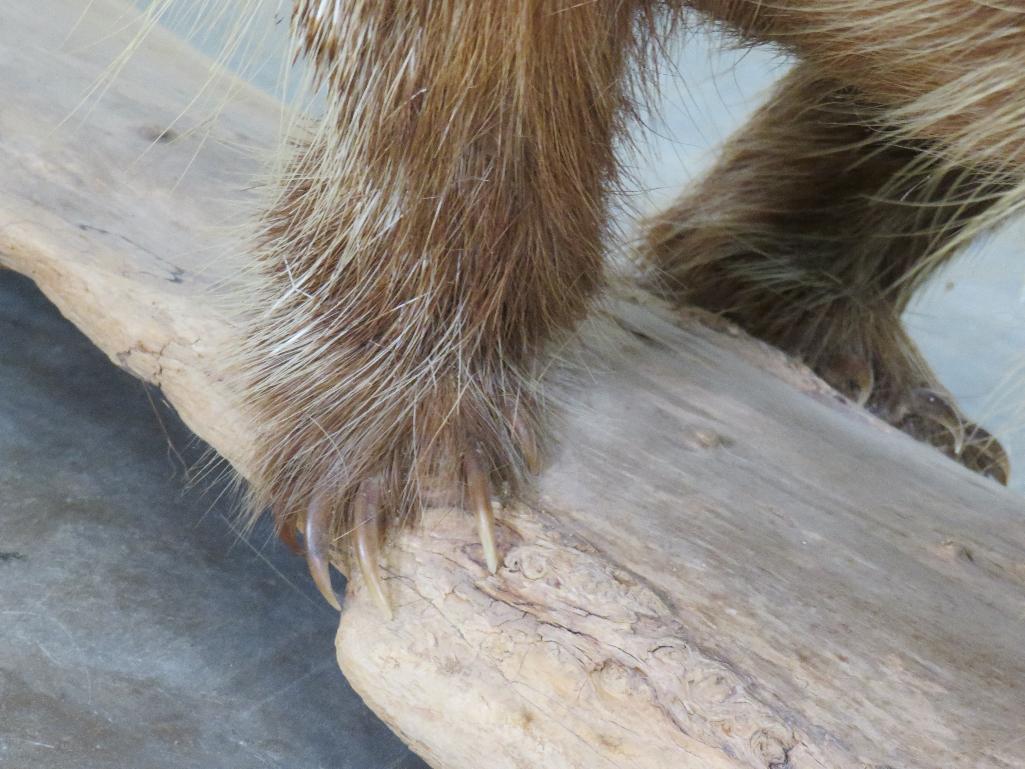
[3,2,1024,767]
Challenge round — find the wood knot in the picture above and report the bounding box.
[591,660,648,703]
[682,427,733,451]
[686,671,734,705]
[749,726,795,768]
[506,548,548,580]
[937,538,975,564]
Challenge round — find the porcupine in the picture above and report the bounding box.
[241,1,1024,611]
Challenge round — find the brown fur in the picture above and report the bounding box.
[689,0,1025,171]
[641,66,1015,421]
[643,4,1025,480]
[243,2,677,547]
[238,1,1025,559]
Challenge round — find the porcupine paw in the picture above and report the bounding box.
[817,343,1009,485]
[268,391,542,616]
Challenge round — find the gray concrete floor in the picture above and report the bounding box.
[0,270,428,769]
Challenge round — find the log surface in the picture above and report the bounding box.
[2,3,1024,768]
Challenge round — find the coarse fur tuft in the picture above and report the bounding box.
[240,2,682,553]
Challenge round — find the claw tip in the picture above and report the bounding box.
[305,494,343,612]
[308,552,342,611]
[484,543,500,575]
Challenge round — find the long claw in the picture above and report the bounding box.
[353,480,393,619]
[908,388,966,454]
[464,448,500,574]
[513,412,542,475]
[962,426,1011,485]
[305,495,342,611]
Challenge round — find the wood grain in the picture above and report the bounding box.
[2,2,1023,767]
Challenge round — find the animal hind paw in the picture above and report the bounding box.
[819,349,1009,485]
[893,389,1009,485]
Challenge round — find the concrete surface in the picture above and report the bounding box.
[0,269,428,769]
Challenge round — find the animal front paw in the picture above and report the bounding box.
[253,382,543,615]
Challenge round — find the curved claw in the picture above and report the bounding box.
[906,388,967,455]
[353,480,393,619]
[512,412,542,475]
[962,426,1011,486]
[464,448,500,574]
[305,494,342,611]
[820,353,874,407]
